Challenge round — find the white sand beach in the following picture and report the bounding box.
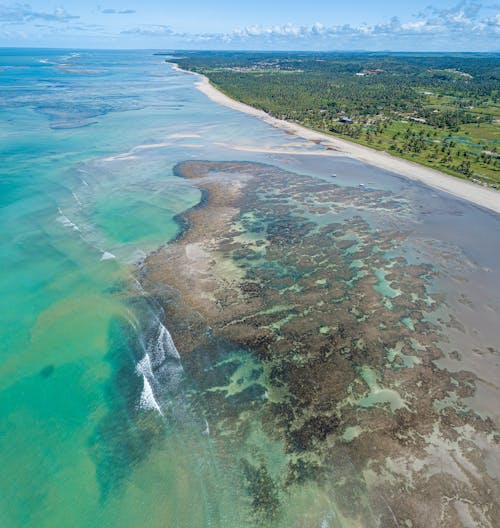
[172,64,500,214]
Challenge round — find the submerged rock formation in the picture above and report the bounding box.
[139,161,498,528]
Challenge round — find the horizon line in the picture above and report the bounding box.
[1,46,499,54]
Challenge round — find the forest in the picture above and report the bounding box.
[174,52,500,186]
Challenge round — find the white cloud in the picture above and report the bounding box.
[98,7,136,15]
[200,1,499,48]
[0,3,79,23]
[0,0,497,50]
[482,12,500,26]
[121,25,173,36]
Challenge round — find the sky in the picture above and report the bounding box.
[0,1,499,51]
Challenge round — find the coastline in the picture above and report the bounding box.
[171,63,500,215]
[142,160,500,526]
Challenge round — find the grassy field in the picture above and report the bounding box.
[175,52,500,188]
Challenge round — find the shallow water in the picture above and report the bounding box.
[1,49,499,527]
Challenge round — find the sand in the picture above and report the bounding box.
[171,63,500,215]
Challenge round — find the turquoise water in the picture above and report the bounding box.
[1,49,354,528]
[0,49,242,527]
[2,49,499,528]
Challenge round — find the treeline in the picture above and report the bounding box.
[174,51,499,185]
[176,52,498,125]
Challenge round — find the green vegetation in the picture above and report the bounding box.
[241,459,280,523]
[175,52,500,187]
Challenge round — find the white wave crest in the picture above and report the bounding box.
[57,208,80,231]
[137,353,164,415]
[136,322,184,417]
[100,251,116,261]
[139,375,163,415]
[156,324,181,361]
[71,191,82,207]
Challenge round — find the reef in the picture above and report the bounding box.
[139,161,499,527]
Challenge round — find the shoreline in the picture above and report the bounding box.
[170,63,500,214]
[142,160,500,525]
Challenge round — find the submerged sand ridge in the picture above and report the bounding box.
[140,161,499,527]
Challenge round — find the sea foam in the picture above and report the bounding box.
[136,320,185,417]
[57,208,80,231]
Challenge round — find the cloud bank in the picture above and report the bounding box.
[0,3,79,23]
[201,2,499,50]
[98,7,136,15]
[118,1,500,50]
[0,1,498,50]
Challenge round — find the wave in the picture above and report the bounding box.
[137,354,163,415]
[135,306,198,426]
[100,251,116,261]
[168,133,201,139]
[101,142,172,162]
[72,191,82,207]
[57,207,80,231]
[76,168,90,186]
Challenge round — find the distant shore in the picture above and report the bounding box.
[170,63,500,214]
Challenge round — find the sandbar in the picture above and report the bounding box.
[171,63,500,214]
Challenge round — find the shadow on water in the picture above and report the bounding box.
[86,291,384,526]
[87,294,208,502]
[88,312,163,501]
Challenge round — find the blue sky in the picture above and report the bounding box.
[0,1,499,50]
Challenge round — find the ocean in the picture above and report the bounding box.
[1,49,498,527]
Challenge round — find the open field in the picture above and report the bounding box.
[174,52,500,188]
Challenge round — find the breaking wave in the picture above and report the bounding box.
[57,207,80,231]
[134,299,203,429]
